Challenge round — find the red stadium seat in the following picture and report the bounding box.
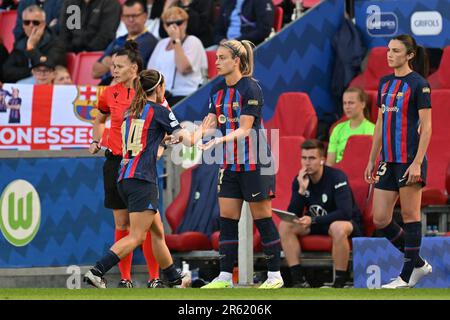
[66,52,77,78]
[206,50,217,79]
[428,46,450,89]
[273,6,283,32]
[366,90,379,123]
[301,0,321,8]
[349,47,391,91]
[265,92,318,139]
[72,51,103,85]
[164,167,212,251]
[328,116,348,136]
[422,89,450,206]
[446,161,450,198]
[272,0,283,5]
[0,10,17,52]
[338,135,373,184]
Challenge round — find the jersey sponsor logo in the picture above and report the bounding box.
[247,99,259,106]
[334,181,347,189]
[309,205,328,217]
[218,114,226,124]
[170,120,179,128]
[381,104,399,113]
[422,87,431,93]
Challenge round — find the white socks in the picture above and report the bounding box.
[267,271,282,281]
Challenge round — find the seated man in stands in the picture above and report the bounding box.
[92,0,158,85]
[278,139,363,288]
[2,4,66,83]
[213,0,274,47]
[59,0,121,53]
[326,87,375,166]
[13,0,63,42]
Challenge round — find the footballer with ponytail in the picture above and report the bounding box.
[364,34,433,289]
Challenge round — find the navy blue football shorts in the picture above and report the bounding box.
[375,161,427,191]
[117,178,159,213]
[217,169,275,202]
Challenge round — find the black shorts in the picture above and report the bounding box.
[310,220,362,238]
[117,179,159,213]
[375,161,427,192]
[103,150,126,210]
[217,169,275,202]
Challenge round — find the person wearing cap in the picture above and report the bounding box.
[30,59,56,85]
[2,4,66,83]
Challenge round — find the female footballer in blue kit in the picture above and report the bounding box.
[200,40,284,289]
[364,34,432,289]
[84,69,210,288]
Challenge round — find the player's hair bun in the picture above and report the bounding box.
[124,40,139,53]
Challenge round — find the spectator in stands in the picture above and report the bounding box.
[147,6,207,106]
[93,0,157,86]
[326,87,375,166]
[213,0,274,47]
[116,0,165,40]
[53,65,72,84]
[364,34,432,289]
[279,139,363,288]
[0,42,8,82]
[159,0,214,48]
[30,60,56,84]
[0,0,19,11]
[2,5,65,83]
[13,0,63,41]
[59,0,121,53]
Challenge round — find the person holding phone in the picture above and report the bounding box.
[278,139,363,288]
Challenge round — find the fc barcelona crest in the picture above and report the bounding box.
[73,86,105,123]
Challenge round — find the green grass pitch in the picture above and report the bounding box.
[0,288,449,300]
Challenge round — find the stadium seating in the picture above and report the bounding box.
[349,47,391,91]
[206,51,217,79]
[265,92,318,139]
[66,52,77,79]
[164,166,212,251]
[72,51,103,85]
[428,46,450,89]
[0,10,17,52]
[273,6,283,33]
[422,89,450,206]
[365,90,379,123]
[300,0,321,8]
[446,161,450,200]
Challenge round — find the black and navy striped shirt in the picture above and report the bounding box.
[208,77,272,171]
[377,71,431,163]
[118,101,181,184]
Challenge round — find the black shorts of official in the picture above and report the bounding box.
[117,178,159,213]
[374,161,427,192]
[217,169,275,202]
[103,149,126,210]
[310,220,362,238]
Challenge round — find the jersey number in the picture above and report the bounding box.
[122,119,145,157]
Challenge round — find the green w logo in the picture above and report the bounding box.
[0,180,41,247]
[8,192,33,230]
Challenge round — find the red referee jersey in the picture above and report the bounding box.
[97,83,135,155]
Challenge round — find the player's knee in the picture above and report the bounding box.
[278,221,293,237]
[130,232,147,246]
[373,217,390,229]
[329,223,347,239]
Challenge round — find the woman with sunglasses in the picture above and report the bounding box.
[147,6,207,106]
